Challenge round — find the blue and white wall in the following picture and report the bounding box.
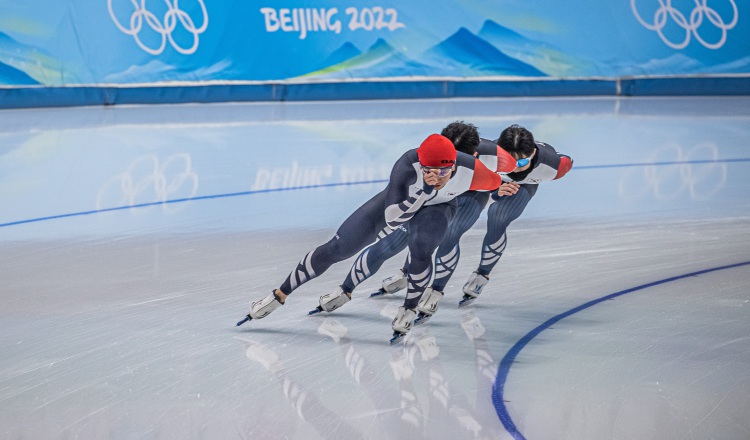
[1,1,749,107]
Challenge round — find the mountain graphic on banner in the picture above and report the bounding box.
[104,59,234,83]
[304,23,550,79]
[0,32,41,85]
[0,61,38,85]
[419,27,545,76]
[319,42,362,69]
[303,38,433,78]
[0,31,79,85]
[626,53,704,76]
[477,20,588,76]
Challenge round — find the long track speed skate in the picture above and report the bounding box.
[458,294,477,307]
[236,291,284,326]
[370,269,407,298]
[389,331,407,345]
[389,306,416,345]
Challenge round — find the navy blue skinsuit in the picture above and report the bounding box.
[339,140,573,296]
[278,148,503,309]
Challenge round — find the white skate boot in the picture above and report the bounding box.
[390,306,417,345]
[460,272,489,307]
[371,269,407,297]
[237,291,284,325]
[309,286,351,315]
[415,288,444,325]
[249,291,284,319]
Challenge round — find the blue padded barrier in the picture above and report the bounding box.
[621,76,750,96]
[1,76,749,109]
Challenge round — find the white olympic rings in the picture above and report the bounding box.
[97,154,199,212]
[108,0,209,55]
[631,0,738,49]
[618,142,727,202]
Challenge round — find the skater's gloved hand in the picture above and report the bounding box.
[494,181,520,198]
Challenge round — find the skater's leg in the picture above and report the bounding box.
[313,217,409,314]
[431,191,489,292]
[460,185,536,303]
[279,191,387,298]
[241,192,388,324]
[415,192,488,320]
[403,204,455,311]
[316,231,409,312]
[475,185,535,276]
[391,204,454,338]
[340,225,409,294]
[365,194,486,300]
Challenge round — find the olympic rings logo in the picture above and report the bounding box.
[97,154,199,212]
[618,142,727,201]
[631,0,738,49]
[108,0,209,55]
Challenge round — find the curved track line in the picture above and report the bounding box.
[492,260,750,440]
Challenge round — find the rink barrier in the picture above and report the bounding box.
[492,259,750,440]
[1,76,749,109]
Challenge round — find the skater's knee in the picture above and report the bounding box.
[319,238,358,263]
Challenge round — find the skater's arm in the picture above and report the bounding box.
[533,141,574,181]
[495,146,517,174]
[554,154,573,179]
[384,185,433,230]
[383,157,433,230]
[475,139,517,174]
[468,159,502,191]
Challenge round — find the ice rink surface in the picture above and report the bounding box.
[1,97,749,440]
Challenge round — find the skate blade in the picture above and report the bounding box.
[308,306,324,315]
[458,296,476,308]
[389,332,407,345]
[414,313,431,325]
[369,289,388,298]
[236,316,252,326]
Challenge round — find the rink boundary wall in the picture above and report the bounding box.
[2,76,750,109]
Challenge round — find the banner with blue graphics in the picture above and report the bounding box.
[0,1,748,86]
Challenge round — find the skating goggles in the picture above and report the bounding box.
[515,157,531,168]
[421,166,453,177]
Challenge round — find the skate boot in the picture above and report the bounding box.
[390,306,417,345]
[414,288,444,325]
[309,286,351,315]
[460,271,489,307]
[236,291,284,326]
[370,269,407,297]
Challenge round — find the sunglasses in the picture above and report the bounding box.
[516,157,531,168]
[421,166,453,177]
